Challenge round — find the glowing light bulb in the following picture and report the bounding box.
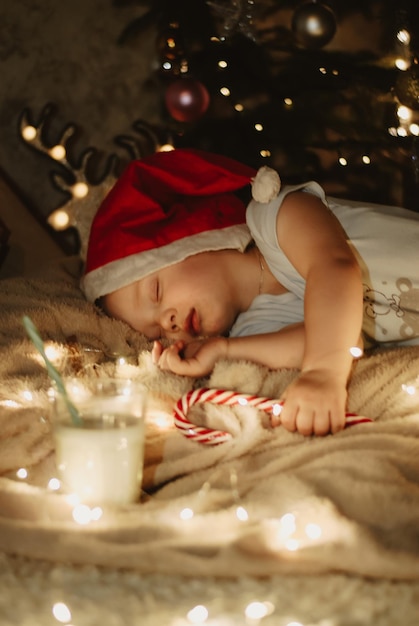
[72,182,89,198]
[260,150,271,158]
[402,383,416,396]
[49,145,66,160]
[180,507,194,520]
[45,344,65,363]
[220,86,231,96]
[1,399,19,408]
[398,105,412,121]
[362,155,371,165]
[151,412,173,429]
[409,123,419,136]
[52,602,72,623]
[158,143,175,152]
[305,522,322,540]
[187,604,208,624]
[280,513,296,536]
[236,506,249,521]
[218,60,227,68]
[72,504,92,525]
[338,157,347,166]
[284,97,293,106]
[245,601,272,619]
[48,478,61,491]
[254,123,263,131]
[71,503,103,524]
[234,103,244,112]
[272,403,283,417]
[48,209,70,230]
[22,125,37,141]
[397,29,411,45]
[395,58,409,71]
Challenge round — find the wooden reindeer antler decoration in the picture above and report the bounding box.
[19,104,119,259]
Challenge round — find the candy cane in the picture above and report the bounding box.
[173,387,373,445]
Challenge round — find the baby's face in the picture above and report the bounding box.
[103,252,239,341]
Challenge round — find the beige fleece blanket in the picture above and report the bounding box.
[0,256,418,580]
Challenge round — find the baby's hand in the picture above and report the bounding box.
[152,337,228,378]
[272,369,347,436]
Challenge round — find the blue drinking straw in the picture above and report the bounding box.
[22,315,83,426]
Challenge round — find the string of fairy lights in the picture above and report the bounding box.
[3,337,417,624]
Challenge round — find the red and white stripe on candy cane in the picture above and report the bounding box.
[173,387,373,445]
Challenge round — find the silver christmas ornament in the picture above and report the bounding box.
[292,1,337,49]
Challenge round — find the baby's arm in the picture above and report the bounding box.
[155,191,363,437]
[153,322,306,376]
[154,316,362,436]
[273,191,363,436]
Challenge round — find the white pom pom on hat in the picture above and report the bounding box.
[251,166,281,203]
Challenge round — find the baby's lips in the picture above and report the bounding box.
[184,308,200,336]
[191,309,201,335]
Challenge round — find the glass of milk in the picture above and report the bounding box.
[52,377,147,507]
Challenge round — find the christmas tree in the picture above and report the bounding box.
[114,0,419,211]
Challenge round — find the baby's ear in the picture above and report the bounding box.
[251,166,281,203]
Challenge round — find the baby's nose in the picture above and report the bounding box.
[161,310,180,333]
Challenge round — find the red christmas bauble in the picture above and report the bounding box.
[165,78,210,123]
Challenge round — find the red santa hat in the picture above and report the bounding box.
[81,148,281,302]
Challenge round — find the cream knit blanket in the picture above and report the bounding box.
[0,257,418,579]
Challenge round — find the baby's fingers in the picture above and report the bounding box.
[156,341,185,371]
[274,401,297,432]
[152,341,164,363]
[163,342,186,371]
[297,410,329,437]
[273,402,339,437]
[329,410,346,434]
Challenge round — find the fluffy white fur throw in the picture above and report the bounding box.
[0,257,418,580]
